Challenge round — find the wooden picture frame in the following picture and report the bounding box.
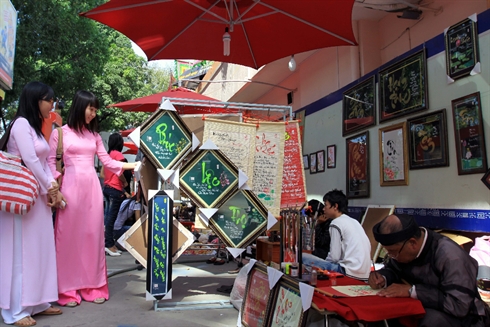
[266,275,308,327]
[146,191,173,300]
[316,150,325,173]
[327,145,336,169]
[303,155,309,170]
[179,149,239,209]
[241,263,273,327]
[482,169,490,190]
[140,109,193,170]
[378,49,428,123]
[407,109,449,169]
[346,132,370,198]
[445,17,479,80]
[379,122,409,186]
[451,92,487,175]
[209,189,268,248]
[342,75,376,136]
[309,153,317,174]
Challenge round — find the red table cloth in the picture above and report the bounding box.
[312,276,425,326]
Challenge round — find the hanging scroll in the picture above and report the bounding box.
[254,122,285,216]
[203,118,256,186]
[281,121,307,208]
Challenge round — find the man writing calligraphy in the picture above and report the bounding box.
[369,214,490,326]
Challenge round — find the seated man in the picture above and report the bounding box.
[113,195,141,244]
[369,214,490,327]
[302,189,371,280]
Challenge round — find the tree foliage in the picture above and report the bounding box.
[1,0,172,133]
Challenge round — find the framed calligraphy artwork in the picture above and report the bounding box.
[179,149,239,209]
[241,263,273,327]
[316,150,325,173]
[303,155,309,170]
[346,132,370,198]
[266,275,308,327]
[451,92,487,175]
[445,17,479,80]
[209,189,268,248]
[379,122,409,186]
[407,109,449,169]
[327,145,336,169]
[146,191,173,300]
[309,153,317,174]
[342,75,376,136]
[378,49,428,123]
[481,169,490,190]
[140,109,193,170]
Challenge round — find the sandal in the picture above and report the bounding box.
[214,258,226,265]
[35,306,62,316]
[13,316,36,327]
[93,297,105,304]
[64,301,78,307]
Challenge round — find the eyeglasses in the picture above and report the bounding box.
[385,238,409,260]
[42,98,55,104]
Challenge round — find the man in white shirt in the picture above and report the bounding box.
[302,189,372,280]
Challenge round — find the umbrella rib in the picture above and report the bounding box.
[259,2,356,45]
[151,0,222,60]
[185,0,228,24]
[83,0,170,16]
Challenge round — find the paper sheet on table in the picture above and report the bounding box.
[317,285,382,298]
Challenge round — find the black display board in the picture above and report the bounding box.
[445,17,479,80]
[140,109,192,170]
[342,76,376,136]
[146,191,173,300]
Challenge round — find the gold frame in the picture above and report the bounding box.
[378,122,409,186]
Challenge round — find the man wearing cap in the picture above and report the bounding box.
[369,214,490,326]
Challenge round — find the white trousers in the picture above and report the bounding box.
[1,215,50,324]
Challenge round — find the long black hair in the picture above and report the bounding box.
[14,81,54,137]
[107,133,124,153]
[67,90,99,134]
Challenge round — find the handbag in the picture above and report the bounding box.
[0,119,40,215]
[54,127,63,185]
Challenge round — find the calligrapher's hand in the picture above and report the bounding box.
[368,271,386,289]
[377,283,411,298]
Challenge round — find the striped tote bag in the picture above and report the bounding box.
[0,151,39,215]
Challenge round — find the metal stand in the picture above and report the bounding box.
[153,299,234,311]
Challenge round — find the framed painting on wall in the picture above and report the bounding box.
[327,145,336,169]
[445,17,479,80]
[379,122,409,186]
[303,155,309,170]
[309,153,317,174]
[407,109,449,169]
[346,132,370,198]
[241,263,273,327]
[451,92,487,175]
[342,75,376,136]
[482,169,490,190]
[316,150,325,173]
[378,49,428,123]
[265,275,308,327]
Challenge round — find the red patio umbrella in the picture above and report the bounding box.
[80,0,357,69]
[123,141,138,155]
[110,87,236,115]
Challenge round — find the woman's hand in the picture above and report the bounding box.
[122,161,140,170]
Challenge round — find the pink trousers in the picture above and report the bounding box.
[57,284,109,306]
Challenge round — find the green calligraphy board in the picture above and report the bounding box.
[180,149,238,208]
[379,49,428,123]
[210,190,267,248]
[445,18,479,80]
[146,192,172,299]
[140,110,192,170]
